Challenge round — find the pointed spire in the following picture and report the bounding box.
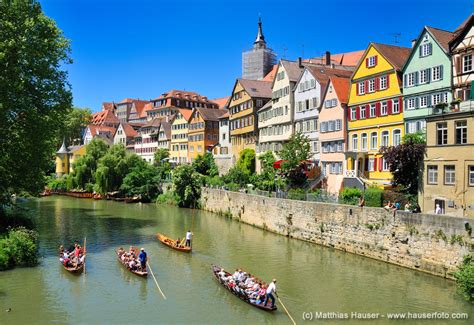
[254,16,266,47]
[56,138,69,154]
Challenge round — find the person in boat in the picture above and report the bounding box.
[59,245,64,256]
[138,248,147,271]
[176,238,181,247]
[79,254,86,266]
[263,279,277,308]
[129,246,136,258]
[118,247,125,256]
[128,258,137,271]
[185,230,192,247]
[236,269,245,283]
[218,268,226,279]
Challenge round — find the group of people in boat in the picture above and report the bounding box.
[59,243,85,269]
[217,268,277,308]
[117,246,147,272]
[174,230,193,248]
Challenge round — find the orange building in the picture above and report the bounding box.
[188,108,227,161]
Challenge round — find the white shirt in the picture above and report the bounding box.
[186,232,192,240]
[435,206,442,214]
[266,282,276,294]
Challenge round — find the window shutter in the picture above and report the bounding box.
[399,97,403,112]
[379,157,383,171]
[356,107,360,120]
[403,74,407,87]
[387,100,393,114]
[415,97,419,108]
[375,77,380,91]
[426,68,431,83]
[365,58,369,67]
[419,46,422,57]
[347,108,352,121]
[428,43,432,54]
[427,94,432,107]
[414,71,418,85]
[356,83,360,95]
[374,157,378,171]
[364,158,369,171]
[365,104,370,116]
[375,102,381,116]
[456,56,461,73]
[386,74,390,88]
[365,80,369,91]
[374,56,378,65]
[439,65,444,80]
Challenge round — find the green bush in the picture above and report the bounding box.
[204,175,225,188]
[288,188,306,201]
[0,227,39,270]
[225,182,240,191]
[364,187,383,207]
[156,191,179,205]
[222,166,250,187]
[340,187,362,205]
[173,164,202,208]
[454,255,474,303]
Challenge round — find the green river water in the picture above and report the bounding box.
[0,196,473,324]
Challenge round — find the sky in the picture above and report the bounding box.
[40,0,473,112]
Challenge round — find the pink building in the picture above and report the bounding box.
[319,76,351,194]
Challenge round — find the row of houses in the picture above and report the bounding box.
[57,14,474,217]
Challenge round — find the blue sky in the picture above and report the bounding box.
[40,0,473,112]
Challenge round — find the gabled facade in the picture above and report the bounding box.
[134,118,163,163]
[228,79,271,161]
[83,125,116,145]
[346,43,410,188]
[113,122,140,150]
[115,98,149,122]
[187,108,227,162]
[402,26,453,134]
[170,109,192,164]
[213,112,234,175]
[319,76,351,194]
[450,14,474,110]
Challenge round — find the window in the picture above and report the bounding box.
[379,76,387,90]
[368,158,375,172]
[419,69,428,84]
[469,166,474,186]
[428,166,438,184]
[393,129,401,146]
[358,82,365,95]
[382,158,389,171]
[432,92,447,106]
[368,79,375,93]
[367,56,376,67]
[406,72,416,87]
[335,119,342,131]
[321,121,327,132]
[420,43,432,57]
[381,101,388,115]
[351,107,357,120]
[370,132,377,150]
[463,55,472,73]
[407,98,416,110]
[432,65,442,81]
[312,97,318,108]
[369,104,376,117]
[419,96,428,108]
[392,99,400,113]
[352,134,358,151]
[360,106,366,119]
[361,133,368,151]
[381,131,389,147]
[444,165,455,185]
[456,120,467,144]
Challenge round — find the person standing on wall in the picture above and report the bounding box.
[185,230,193,247]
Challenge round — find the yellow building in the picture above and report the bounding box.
[228,78,272,161]
[55,141,86,177]
[346,43,410,188]
[170,109,192,164]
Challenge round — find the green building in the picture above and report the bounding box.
[402,26,454,133]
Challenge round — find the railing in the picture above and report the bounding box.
[344,170,356,177]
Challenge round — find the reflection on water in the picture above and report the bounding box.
[0,196,472,324]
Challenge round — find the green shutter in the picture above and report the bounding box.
[470,81,474,100]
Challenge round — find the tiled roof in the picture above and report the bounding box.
[258,99,272,112]
[153,89,212,103]
[426,26,454,53]
[132,100,150,117]
[219,111,229,119]
[179,108,193,122]
[329,76,351,104]
[280,60,305,82]
[102,102,115,111]
[263,64,278,82]
[211,96,231,108]
[238,79,273,98]
[142,118,163,128]
[305,66,353,97]
[87,124,116,137]
[453,14,474,36]
[372,43,411,71]
[195,108,228,121]
[118,122,138,138]
[140,102,153,118]
[160,121,172,140]
[91,109,119,126]
[307,50,365,67]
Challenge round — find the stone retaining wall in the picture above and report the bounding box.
[200,188,474,279]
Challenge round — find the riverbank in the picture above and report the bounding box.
[200,187,474,279]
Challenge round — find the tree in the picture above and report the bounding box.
[380,132,426,195]
[120,162,162,202]
[222,166,250,187]
[0,0,72,204]
[60,107,92,145]
[192,152,218,177]
[255,151,276,191]
[71,139,108,189]
[236,148,256,174]
[259,151,276,174]
[154,148,171,180]
[173,164,201,208]
[279,133,311,187]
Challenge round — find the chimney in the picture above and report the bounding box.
[298,57,303,68]
[411,39,417,48]
[325,51,331,66]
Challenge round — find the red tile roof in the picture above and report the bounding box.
[211,96,230,108]
[179,108,193,122]
[132,100,150,117]
[102,102,115,111]
[305,66,353,97]
[194,108,228,121]
[372,43,411,71]
[263,64,278,82]
[140,102,153,118]
[306,50,365,67]
[153,89,213,103]
[87,124,116,137]
[426,27,454,53]
[329,76,351,104]
[118,122,138,138]
[91,109,119,126]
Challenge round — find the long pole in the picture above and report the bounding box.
[147,262,166,300]
[83,236,87,275]
[277,295,296,325]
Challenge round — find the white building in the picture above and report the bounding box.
[213,112,234,175]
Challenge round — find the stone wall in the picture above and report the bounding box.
[214,157,233,176]
[200,188,474,279]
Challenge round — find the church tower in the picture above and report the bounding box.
[242,17,276,80]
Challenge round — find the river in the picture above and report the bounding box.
[0,196,472,324]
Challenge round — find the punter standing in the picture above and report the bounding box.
[264,278,277,308]
[138,248,147,271]
[185,230,192,247]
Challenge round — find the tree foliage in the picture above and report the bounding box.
[454,255,474,303]
[154,148,171,180]
[72,139,108,189]
[60,107,92,145]
[380,132,426,195]
[279,133,311,187]
[0,0,72,204]
[173,164,201,208]
[236,148,256,174]
[255,151,276,191]
[120,162,162,202]
[94,144,132,194]
[192,152,218,177]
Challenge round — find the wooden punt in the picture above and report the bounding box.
[211,265,277,312]
[60,261,84,274]
[115,249,148,277]
[125,196,141,203]
[156,232,192,253]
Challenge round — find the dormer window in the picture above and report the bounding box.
[419,43,432,57]
[367,56,377,68]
